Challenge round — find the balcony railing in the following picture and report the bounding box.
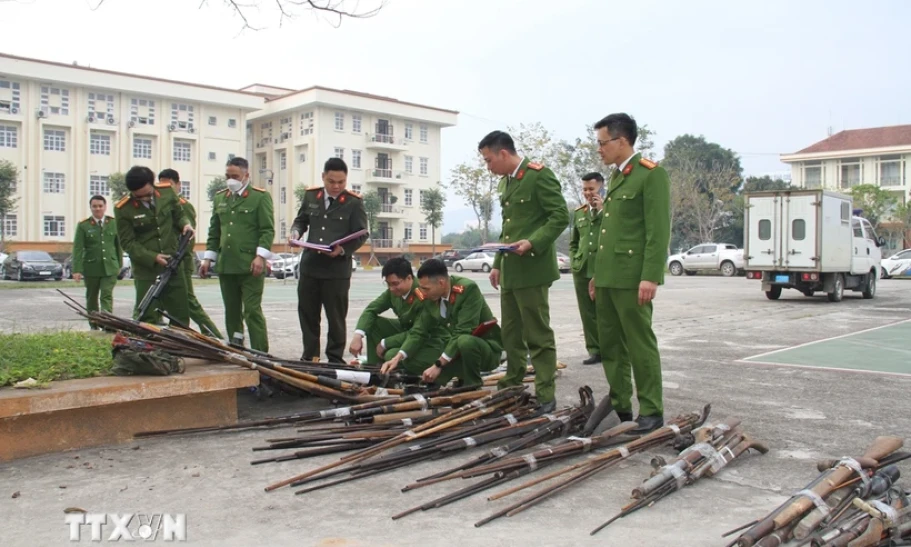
[379,204,406,216]
[370,239,395,248]
[366,169,411,183]
[366,133,408,149]
[881,176,904,187]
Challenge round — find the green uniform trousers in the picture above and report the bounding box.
[298,274,350,363]
[133,275,190,326]
[496,284,557,403]
[84,275,117,329]
[572,273,600,355]
[363,316,403,365]
[384,328,450,375]
[218,273,268,352]
[182,260,223,339]
[595,287,663,417]
[400,335,498,388]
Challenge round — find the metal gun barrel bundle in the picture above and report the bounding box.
[590,417,769,536]
[729,436,906,547]
[136,231,193,321]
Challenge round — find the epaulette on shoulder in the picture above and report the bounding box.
[179,197,187,205]
[414,288,425,301]
[154,181,171,189]
[105,215,114,221]
[251,186,266,192]
[575,204,587,211]
[306,185,322,191]
[639,158,658,170]
[344,189,362,199]
[216,188,229,195]
[80,216,92,224]
[526,162,544,171]
[115,195,130,209]
[452,285,465,294]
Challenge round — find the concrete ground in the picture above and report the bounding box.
[1,272,910,546]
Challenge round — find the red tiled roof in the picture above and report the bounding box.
[796,124,911,154]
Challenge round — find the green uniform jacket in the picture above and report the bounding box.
[179,197,198,270]
[402,275,503,359]
[593,154,671,289]
[73,215,122,278]
[569,205,602,278]
[205,185,275,274]
[493,158,569,289]
[355,279,425,335]
[291,186,368,280]
[114,183,190,281]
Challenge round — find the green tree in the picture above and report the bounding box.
[294,184,308,209]
[0,160,20,252]
[362,190,382,266]
[447,156,498,244]
[421,185,446,256]
[741,175,791,193]
[207,176,227,201]
[108,172,127,200]
[849,184,899,228]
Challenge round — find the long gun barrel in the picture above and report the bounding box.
[136,230,193,320]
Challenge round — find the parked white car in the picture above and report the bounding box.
[880,249,911,279]
[667,243,745,277]
[453,251,495,272]
[556,252,570,274]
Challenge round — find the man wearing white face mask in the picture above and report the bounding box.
[201,157,275,351]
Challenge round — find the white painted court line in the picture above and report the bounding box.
[741,318,911,362]
[734,358,911,378]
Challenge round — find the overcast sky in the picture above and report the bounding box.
[3,0,910,232]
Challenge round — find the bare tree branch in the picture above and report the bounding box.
[224,0,386,30]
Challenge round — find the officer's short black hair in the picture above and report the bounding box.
[125,166,155,191]
[417,258,448,280]
[158,168,180,183]
[89,195,106,204]
[324,157,348,174]
[478,130,517,155]
[593,113,638,146]
[382,256,414,280]
[582,172,604,184]
[227,157,249,170]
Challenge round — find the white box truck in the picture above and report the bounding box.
[743,189,884,301]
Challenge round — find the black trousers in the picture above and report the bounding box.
[297,273,351,363]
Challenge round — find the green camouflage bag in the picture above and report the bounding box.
[110,333,185,376]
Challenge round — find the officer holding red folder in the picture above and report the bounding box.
[290,157,369,363]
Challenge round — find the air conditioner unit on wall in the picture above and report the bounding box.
[188,126,196,134]
[36,109,47,119]
[106,115,116,125]
[168,123,177,132]
[127,120,136,128]
[87,114,96,122]
[10,107,19,115]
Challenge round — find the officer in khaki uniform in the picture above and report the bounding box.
[73,195,122,329]
[290,157,368,363]
[589,113,671,434]
[200,157,274,352]
[381,259,501,388]
[158,169,223,339]
[570,173,606,364]
[114,166,193,325]
[348,257,445,369]
[478,131,569,412]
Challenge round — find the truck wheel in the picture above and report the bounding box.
[765,286,782,300]
[827,273,844,302]
[720,261,736,277]
[669,261,683,276]
[862,270,876,299]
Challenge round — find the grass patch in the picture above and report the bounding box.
[0,331,114,386]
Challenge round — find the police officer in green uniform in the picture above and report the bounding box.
[158,169,223,339]
[570,173,605,365]
[200,157,274,352]
[381,259,502,388]
[73,195,122,329]
[348,257,444,368]
[290,157,368,363]
[114,166,193,325]
[478,131,569,412]
[589,113,671,434]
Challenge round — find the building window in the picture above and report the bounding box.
[420,190,427,207]
[130,98,156,125]
[879,155,904,187]
[280,151,287,170]
[758,219,771,240]
[173,140,192,162]
[404,222,413,241]
[259,156,266,171]
[179,183,191,200]
[352,150,362,169]
[89,175,109,196]
[0,79,22,114]
[419,124,428,143]
[208,116,217,126]
[89,132,111,156]
[43,215,66,237]
[208,151,217,161]
[0,125,17,148]
[280,221,287,240]
[43,172,66,193]
[351,184,362,194]
[280,187,287,205]
[40,85,70,116]
[170,103,195,130]
[227,153,236,161]
[802,161,823,189]
[132,138,152,159]
[404,156,413,173]
[404,188,413,206]
[299,152,307,163]
[839,157,862,189]
[334,112,345,131]
[405,123,413,140]
[300,112,313,136]
[43,129,66,152]
[228,118,237,128]
[419,223,428,240]
[334,147,344,159]
[87,92,115,121]
[3,214,17,237]
[420,157,428,175]
[352,113,362,133]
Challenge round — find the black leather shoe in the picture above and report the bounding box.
[582,354,602,365]
[538,400,557,413]
[617,411,634,423]
[632,415,664,435]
